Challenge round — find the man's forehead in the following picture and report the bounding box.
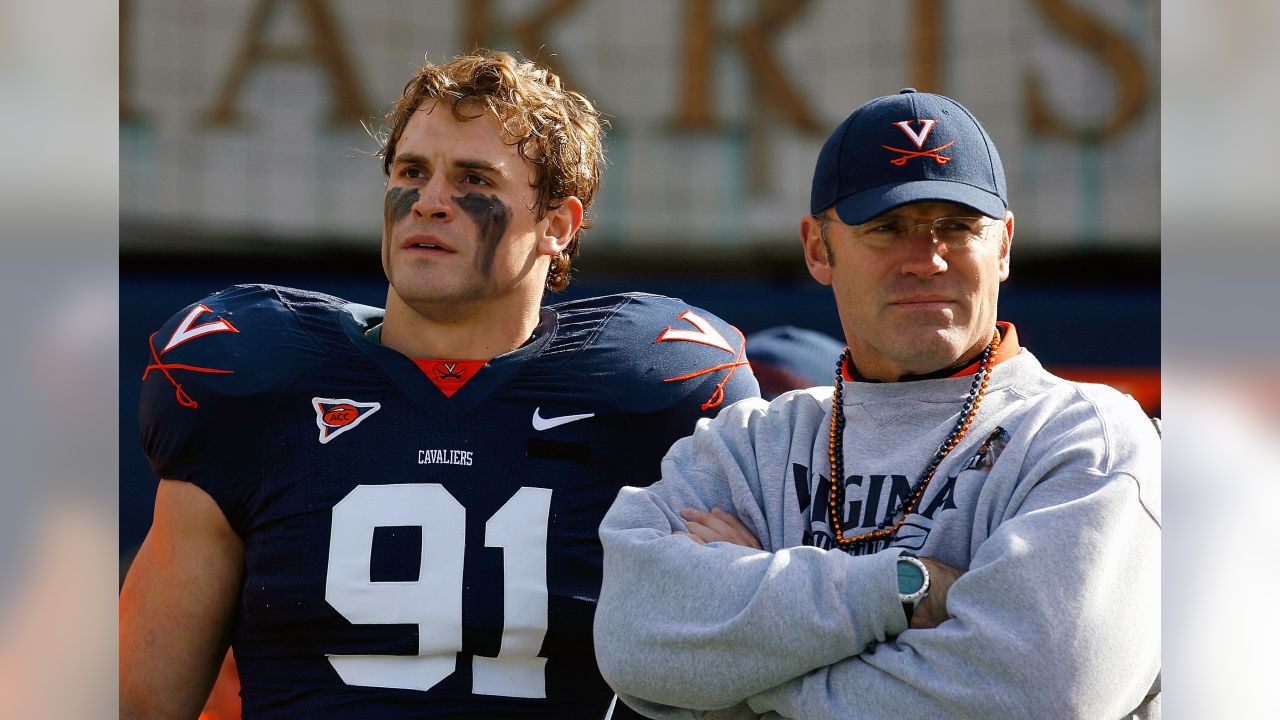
[393,104,533,178]
[399,103,518,155]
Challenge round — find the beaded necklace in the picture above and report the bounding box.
[827,328,1001,549]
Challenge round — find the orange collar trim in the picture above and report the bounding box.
[842,322,1022,382]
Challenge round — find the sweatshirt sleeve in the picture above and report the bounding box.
[745,401,1162,719]
[594,394,908,712]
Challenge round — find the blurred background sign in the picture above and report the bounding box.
[121,0,1158,253]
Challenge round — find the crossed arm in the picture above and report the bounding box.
[679,507,963,631]
[596,473,1160,720]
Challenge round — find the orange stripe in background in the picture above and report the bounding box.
[1050,367,1161,416]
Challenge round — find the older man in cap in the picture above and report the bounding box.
[593,89,1160,719]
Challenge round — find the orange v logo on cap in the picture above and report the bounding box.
[883,118,954,166]
[894,119,937,148]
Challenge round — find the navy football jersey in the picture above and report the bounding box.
[138,284,759,719]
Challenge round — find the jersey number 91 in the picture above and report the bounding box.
[324,484,552,698]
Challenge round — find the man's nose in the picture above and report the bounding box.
[899,229,948,276]
[412,175,454,221]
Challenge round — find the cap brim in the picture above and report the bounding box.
[831,181,1007,225]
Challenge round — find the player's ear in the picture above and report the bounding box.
[801,214,834,286]
[538,196,583,257]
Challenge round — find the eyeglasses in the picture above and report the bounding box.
[850,216,990,248]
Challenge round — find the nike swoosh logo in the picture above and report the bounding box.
[532,407,595,431]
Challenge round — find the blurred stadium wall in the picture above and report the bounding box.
[120,0,1159,553]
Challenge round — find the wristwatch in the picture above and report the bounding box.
[897,554,930,622]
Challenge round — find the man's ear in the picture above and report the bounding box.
[997,210,1014,282]
[538,196,584,257]
[800,214,833,286]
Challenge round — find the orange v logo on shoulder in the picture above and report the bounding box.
[655,310,734,353]
[162,304,239,353]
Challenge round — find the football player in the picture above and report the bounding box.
[120,50,759,719]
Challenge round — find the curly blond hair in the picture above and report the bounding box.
[378,49,606,292]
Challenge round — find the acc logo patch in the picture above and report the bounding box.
[312,397,381,444]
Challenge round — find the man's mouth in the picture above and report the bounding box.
[402,235,454,252]
[892,297,955,306]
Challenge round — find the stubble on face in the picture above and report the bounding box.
[453,191,512,279]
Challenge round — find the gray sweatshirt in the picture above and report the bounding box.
[595,350,1160,719]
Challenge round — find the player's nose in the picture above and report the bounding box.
[412,175,454,222]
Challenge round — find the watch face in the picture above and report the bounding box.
[897,559,925,594]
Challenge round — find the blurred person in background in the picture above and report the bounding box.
[1,0,116,714]
[0,277,116,720]
[746,325,845,400]
[119,49,758,719]
[595,89,1160,719]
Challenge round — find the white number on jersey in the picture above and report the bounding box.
[324,483,552,697]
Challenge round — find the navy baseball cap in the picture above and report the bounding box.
[810,88,1007,225]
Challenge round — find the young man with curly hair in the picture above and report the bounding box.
[120,50,758,719]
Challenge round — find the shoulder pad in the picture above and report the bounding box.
[141,284,344,406]
[137,284,352,533]
[548,293,760,413]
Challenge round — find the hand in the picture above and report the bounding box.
[909,557,965,629]
[678,507,762,549]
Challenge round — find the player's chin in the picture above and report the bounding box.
[390,274,450,301]
[395,279,483,314]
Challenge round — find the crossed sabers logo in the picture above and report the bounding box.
[435,362,464,381]
[883,119,954,166]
